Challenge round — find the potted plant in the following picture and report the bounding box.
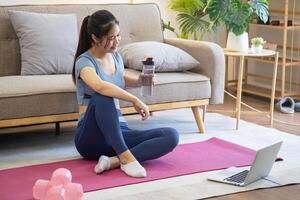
[168,0,211,40]
[206,0,269,52]
[250,37,266,53]
[169,0,269,51]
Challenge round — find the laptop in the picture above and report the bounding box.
[207,141,283,186]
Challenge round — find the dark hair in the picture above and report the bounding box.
[72,10,119,83]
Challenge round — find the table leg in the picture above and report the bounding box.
[235,56,245,130]
[244,59,248,85]
[225,55,228,89]
[270,52,279,127]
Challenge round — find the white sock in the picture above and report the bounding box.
[120,161,147,178]
[94,155,111,174]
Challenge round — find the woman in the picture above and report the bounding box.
[72,10,179,178]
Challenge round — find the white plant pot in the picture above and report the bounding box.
[226,31,249,52]
[251,44,263,54]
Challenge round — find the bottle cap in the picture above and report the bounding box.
[142,57,154,65]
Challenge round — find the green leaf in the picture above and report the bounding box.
[249,0,269,23]
[177,13,210,36]
[168,0,205,15]
[179,32,189,39]
[207,0,230,21]
[162,20,175,32]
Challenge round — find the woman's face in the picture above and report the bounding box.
[98,24,121,53]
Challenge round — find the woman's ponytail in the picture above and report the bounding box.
[72,15,91,84]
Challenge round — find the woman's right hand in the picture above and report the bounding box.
[132,97,150,120]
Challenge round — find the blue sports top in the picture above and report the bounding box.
[75,51,126,123]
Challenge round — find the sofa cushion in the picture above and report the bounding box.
[8,10,78,75]
[0,75,75,98]
[120,69,211,107]
[0,75,77,120]
[118,41,200,72]
[0,93,78,120]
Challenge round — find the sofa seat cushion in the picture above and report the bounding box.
[0,75,75,98]
[0,75,77,120]
[120,69,211,107]
[0,71,210,120]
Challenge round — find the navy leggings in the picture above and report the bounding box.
[74,93,179,161]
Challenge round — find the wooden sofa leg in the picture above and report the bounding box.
[55,122,60,136]
[191,106,205,133]
[202,105,207,122]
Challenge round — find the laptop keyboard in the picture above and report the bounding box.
[224,170,249,183]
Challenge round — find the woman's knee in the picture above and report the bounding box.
[161,127,179,149]
[74,145,99,160]
[90,93,114,106]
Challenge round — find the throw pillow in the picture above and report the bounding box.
[118,41,200,72]
[8,10,78,75]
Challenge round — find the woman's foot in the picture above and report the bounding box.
[95,151,147,177]
[118,150,147,178]
[94,155,111,174]
[94,156,121,174]
[120,161,147,178]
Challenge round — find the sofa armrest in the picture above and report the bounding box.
[164,38,225,104]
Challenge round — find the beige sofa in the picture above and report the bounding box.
[0,3,225,134]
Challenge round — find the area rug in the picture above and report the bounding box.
[0,137,256,200]
[0,109,300,199]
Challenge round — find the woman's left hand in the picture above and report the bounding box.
[132,97,150,120]
[137,73,155,87]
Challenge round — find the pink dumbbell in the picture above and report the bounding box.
[33,168,83,200]
[44,185,65,200]
[50,168,72,187]
[65,182,83,200]
[33,179,51,199]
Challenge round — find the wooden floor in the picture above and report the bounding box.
[206,94,300,200]
[208,94,300,135]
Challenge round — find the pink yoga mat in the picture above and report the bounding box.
[0,137,256,200]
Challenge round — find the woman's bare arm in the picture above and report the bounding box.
[80,67,149,119]
[80,67,137,102]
